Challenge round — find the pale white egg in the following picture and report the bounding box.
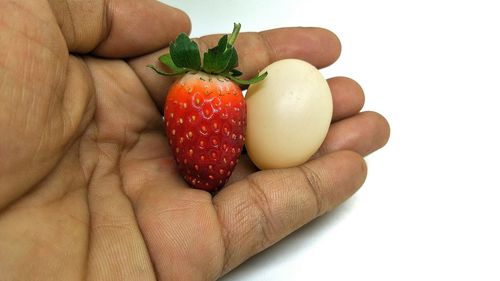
[245,59,333,169]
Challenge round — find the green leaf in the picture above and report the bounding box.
[159,53,185,73]
[226,71,268,85]
[148,23,264,85]
[170,33,201,70]
[203,35,235,74]
[226,47,238,71]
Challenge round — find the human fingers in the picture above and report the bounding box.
[329,77,365,121]
[228,110,389,185]
[225,76,366,184]
[128,27,341,110]
[48,0,191,57]
[317,111,391,158]
[213,150,367,276]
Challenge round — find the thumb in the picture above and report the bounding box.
[50,0,191,57]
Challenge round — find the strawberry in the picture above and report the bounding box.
[148,24,267,192]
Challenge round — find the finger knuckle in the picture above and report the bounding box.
[298,165,324,216]
[246,175,279,249]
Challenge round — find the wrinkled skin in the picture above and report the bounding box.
[0,0,390,280]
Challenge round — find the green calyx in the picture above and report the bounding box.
[147,23,267,85]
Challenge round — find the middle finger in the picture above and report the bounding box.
[128,27,341,110]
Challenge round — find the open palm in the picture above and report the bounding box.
[0,1,389,280]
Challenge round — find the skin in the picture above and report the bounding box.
[0,0,390,280]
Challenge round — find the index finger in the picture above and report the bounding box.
[127,27,341,110]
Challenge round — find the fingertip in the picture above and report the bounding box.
[319,111,390,157]
[317,27,342,65]
[261,27,342,68]
[289,27,342,66]
[165,3,192,36]
[365,111,391,149]
[328,76,365,120]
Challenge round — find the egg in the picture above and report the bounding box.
[245,59,333,169]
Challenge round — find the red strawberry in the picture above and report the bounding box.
[164,72,246,190]
[148,23,267,192]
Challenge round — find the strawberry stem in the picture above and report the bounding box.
[228,23,241,47]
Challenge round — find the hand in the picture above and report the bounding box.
[0,0,389,280]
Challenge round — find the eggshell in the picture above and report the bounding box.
[245,59,333,169]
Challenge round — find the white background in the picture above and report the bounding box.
[162,1,500,280]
